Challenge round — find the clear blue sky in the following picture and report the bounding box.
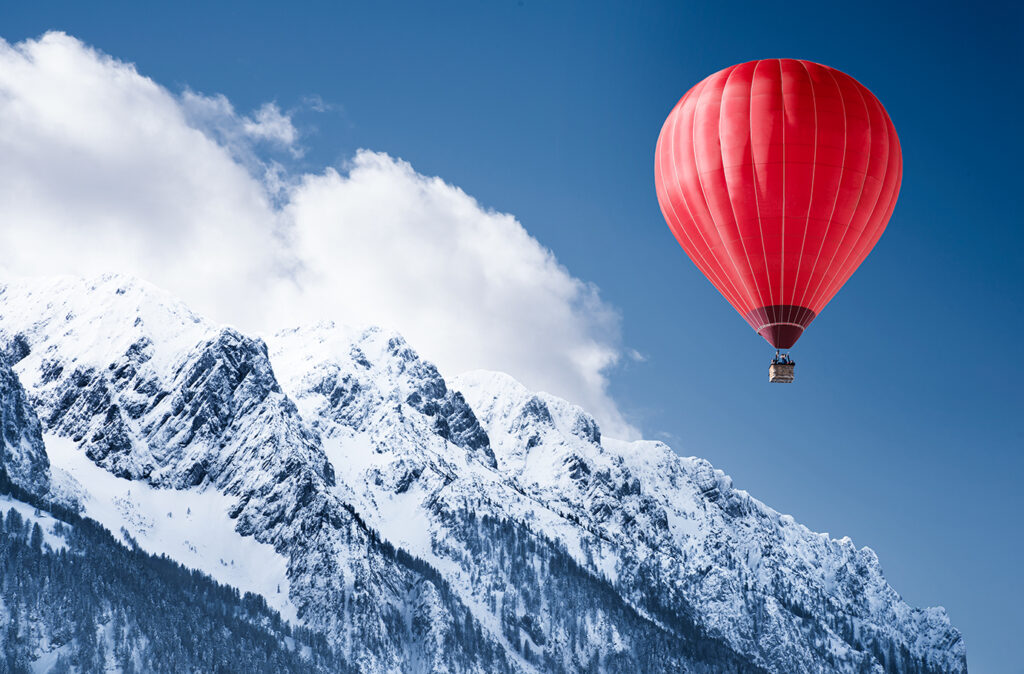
[2,1,1020,670]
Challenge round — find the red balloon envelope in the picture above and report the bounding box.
[655,59,902,349]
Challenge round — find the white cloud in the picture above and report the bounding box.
[0,32,637,439]
[180,92,300,186]
[275,152,631,435]
[627,349,648,363]
[0,33,289,311]
[243,102,299,148]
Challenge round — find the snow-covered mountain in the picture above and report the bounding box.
[0,274,966,673]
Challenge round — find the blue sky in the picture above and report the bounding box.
[2,1,1021,670]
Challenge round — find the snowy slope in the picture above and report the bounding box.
[0,274,966,673]
[43,432,297,620]
[0,337,344,672]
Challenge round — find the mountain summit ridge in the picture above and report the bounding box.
[0,274,966,673]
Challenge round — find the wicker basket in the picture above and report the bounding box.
[769,362,795,383]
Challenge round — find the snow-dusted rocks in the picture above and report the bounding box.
[270,322,759,672]
[0,275,515,673]
[0,274,966,673]
[0,355,50,499]
[455,370,966,673]
[271,322,494,467]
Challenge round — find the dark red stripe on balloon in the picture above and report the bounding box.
[743,305,817,349]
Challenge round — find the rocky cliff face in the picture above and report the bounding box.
[455,371,965,673]
[0,275,514,674]
[0,274,966,673]
[0,353,50,499]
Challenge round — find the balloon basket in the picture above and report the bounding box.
[769,354,795,383]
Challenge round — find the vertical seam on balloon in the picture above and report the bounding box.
[778,59,789,328]
[693,70,764,314]
[804,74,874,312]
[815,92,893,308]
[794,66,847,313]
[657,98,744,312]
[791,60,818,325]
[802,76,870,310]
[816,95,889,305]
[713,64,768,315]
[714,64,770,317]
[748,59,774,312]
[663,87,747,311]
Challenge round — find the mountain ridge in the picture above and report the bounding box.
[0,273,966,673]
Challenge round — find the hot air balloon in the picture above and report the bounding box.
[654,59,902,382]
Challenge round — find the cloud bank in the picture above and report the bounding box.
[0,32,635,438]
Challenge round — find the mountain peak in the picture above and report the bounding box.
[453,369,602,473]
[0,273,211,387]
[271,322,495,467]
